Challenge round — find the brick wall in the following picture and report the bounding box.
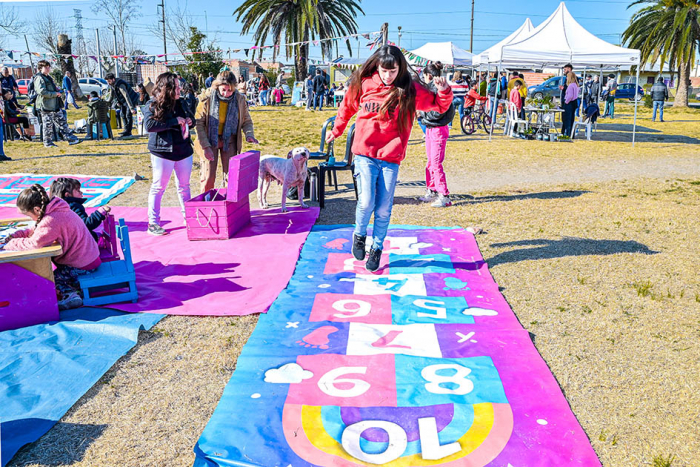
[136,63,169,85]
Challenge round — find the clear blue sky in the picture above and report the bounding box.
[1,0,637,63]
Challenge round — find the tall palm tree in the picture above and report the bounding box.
[622,0,700,107]
[234,0,364,81]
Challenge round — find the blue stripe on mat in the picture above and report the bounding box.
[0,308,164,466]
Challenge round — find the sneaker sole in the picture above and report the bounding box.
[148,230,168,236]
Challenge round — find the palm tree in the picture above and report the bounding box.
[622,0,700,107]
[234,0,364,81]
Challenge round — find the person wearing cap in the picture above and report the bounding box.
[603,74,617,118]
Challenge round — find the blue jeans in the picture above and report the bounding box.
[488,96,498,122]
[453,97,465,118]
[652,101,664,121]
[354,155,400,250]
[575,98,581,117]
[418,118,427,134]
[314,91,325,111]
[260,90,269,106]
[0,118,5,156]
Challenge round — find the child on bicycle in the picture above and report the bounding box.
[326,45,453,272]
[464,81,487,114]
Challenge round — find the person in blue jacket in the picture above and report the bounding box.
[62,71,80,110]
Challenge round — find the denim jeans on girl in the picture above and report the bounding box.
[148,154,193,225]
[353,155,400,250]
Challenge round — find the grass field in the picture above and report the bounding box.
[4,101,700,467]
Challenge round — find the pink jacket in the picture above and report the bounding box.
[5,197,101,270]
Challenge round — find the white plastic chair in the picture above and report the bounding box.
[506,102,528,137]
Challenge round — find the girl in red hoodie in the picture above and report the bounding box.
[326,45,453,272]
[2,184,100,309]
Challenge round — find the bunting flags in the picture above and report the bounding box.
[0,31,381,66]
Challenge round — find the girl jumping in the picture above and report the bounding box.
[326,45,453,272]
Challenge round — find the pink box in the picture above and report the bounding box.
[185,151,260,241]
[0,263,59,332]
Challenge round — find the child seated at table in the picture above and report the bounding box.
[1,184,101,310]
[49,177,111,241]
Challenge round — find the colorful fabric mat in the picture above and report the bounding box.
[105,206,319,316]
[0,308,163,467]
[193,225,600,466]
[0,174,135,207]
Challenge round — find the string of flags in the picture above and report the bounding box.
[400,47,433,67]
[0,31,381,66]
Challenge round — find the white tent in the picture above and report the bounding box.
[472,19,534,67]
[499,3,640,68]
[408,42,474,66]
[488,2,642,145]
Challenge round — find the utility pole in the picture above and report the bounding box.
[96,28,103,78]
[381,23,389,46]
[24,35,34,70]
[112,25,120,78]
[158,0,167,64]
[398,26,402,48]
[470,0,475,52]
[73,9,85,75]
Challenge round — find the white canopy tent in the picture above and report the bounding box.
[472,19,534,67]
[408,42,474,67]
[487,2,642,145]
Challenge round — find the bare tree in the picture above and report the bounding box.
[91,0,141,56]
[32,7,68,54]
[146,1,199,56]
[0,4,26,47]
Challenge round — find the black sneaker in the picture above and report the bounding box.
[148,223,168,236]
[0,154,11,161]
[352,234,366,261]
[366,248,382,272]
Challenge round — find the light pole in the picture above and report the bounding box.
[398,26,402,48]
[470,0,475,53]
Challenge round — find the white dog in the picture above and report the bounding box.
[258,147,310,212]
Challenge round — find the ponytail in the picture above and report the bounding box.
[424,61,443,78]
[17,184,50,225]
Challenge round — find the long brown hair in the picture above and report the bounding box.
[150,72,179,121]
[17,184,50,225]
[346,45,423,133]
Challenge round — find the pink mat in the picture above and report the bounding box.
[0,206,319,316]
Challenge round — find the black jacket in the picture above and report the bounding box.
[422,82,456,128]
[313,74,327,94]
[65,196,105,241]
[650,82,669,102]
[143,100,194,161]
[111,78,139,112]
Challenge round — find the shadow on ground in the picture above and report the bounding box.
[487,237,658,267]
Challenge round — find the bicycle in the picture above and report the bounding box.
[459,103,492,135]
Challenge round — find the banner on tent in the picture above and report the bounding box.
[193,225,600,466]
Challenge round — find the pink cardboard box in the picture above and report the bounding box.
[185,150,260,241]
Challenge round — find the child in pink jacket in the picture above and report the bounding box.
[2,184,100,309]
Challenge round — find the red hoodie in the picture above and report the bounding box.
[331,72,453,165]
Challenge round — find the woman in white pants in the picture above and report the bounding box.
[142,72,195,235]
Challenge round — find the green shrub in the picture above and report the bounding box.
[644,93,653,109]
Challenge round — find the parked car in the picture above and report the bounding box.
[614,82,644,101]
[528,76,565,100]
[16,79,31,96]
[78,77,109,96]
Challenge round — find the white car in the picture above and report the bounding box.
[78,77,109,96]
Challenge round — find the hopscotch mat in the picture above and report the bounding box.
[0,174,135,207]
[193,225,600,466]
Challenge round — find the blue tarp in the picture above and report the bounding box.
[0,308,164,466]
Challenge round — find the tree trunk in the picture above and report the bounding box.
[673,59,690,107]
[295,42,309,83]
[57,34,84,99]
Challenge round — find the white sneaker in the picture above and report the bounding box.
[431,194,452,208]
[58,292,83,310]
[419,189,438,203]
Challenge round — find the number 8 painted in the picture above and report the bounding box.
[421,364,474,395]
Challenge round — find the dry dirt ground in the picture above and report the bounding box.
[4,103,700,467]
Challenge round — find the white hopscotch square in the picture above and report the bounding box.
[346,323,443,358]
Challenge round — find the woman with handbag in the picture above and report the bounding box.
[143,72,195,236]
[194,70,258,193]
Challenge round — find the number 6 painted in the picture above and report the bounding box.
[318,367,371,397]
[421,364,474,395]
[333,300,371,319]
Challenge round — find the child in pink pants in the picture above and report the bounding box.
[419,62,454,208]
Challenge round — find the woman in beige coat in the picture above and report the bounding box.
[194,71,258,193]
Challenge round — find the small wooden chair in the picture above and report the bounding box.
[79,218,138,306]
